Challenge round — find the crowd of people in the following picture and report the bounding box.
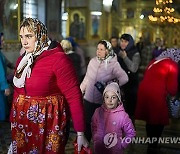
[0,17,179,154]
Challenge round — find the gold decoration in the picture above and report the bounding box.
[148,0,180,24]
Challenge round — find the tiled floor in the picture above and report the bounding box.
[0,119,180,154]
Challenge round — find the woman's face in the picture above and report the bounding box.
[104,91,119,109]
[110,38,118,48]
[96,43,108,59]
[19,27,36,53]
[120,39,129,50]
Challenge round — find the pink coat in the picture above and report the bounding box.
[92,104,136,154]
[80,55,128,104]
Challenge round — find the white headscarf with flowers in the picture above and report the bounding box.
[13,18,51,88]
[97,40,115,69]
[155,48,180,63]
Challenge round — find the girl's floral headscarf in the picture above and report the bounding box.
[13,18,51,88]
[155,48,180,63]
[97,40,115,70]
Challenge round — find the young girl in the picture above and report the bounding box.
[91,82,136,154]
[80,40,128,142]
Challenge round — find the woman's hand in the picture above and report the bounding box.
[77,132,89,153]
[119,50,127,59]
[4,88,11,96]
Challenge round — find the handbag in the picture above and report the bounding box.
[94,81,105,94]
[73,140,92,154]
[167,96,180,119]
[94,78,119,94]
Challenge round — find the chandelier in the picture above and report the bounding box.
[148,0,180,24]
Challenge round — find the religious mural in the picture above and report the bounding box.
[0,0,19,41]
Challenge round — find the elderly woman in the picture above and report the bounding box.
[80,40,128,142]
[9,18,88,153]
[60,39,81,82]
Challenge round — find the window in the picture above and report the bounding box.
[61,0,67,38]
[23,0,38,18]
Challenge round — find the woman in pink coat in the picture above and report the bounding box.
[91,82,136,154]
[135,48,179,154]
[9,18,88,154]
[80,40,128,142]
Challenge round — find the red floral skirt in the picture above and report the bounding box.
[10,94,69,154]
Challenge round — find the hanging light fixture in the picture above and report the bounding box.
[148,0,180,24]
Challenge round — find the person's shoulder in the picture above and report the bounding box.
[116,105,129,115]
[91,56,97,61]
[95,105,103,113]
[92,107,101,119]
[110,55,119,65]
[45,45,70,65]
[160,58,175,63]
[111,54,118,61]
[165,58,178,66]
[53,50,69,61]
[48,44,65,57]
[88,57,97,64]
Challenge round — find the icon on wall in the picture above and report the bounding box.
[0,0,19,41]
[69,10,86,40]
[92,15,99,37]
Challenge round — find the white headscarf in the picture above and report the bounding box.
[97,40,115,69]
[155,48,180,63]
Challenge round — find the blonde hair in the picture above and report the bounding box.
[20,18,40,34]
[60,40,72,53]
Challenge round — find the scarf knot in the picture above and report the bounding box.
[13,40,51,88]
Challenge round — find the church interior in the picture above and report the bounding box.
[0,0,180,153]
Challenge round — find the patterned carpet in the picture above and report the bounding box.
[0,119,180,154]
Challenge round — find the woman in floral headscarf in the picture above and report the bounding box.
[80,40,128,142]
[135,48,180,154]
[9,18,88,154]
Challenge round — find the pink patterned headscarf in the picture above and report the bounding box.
[155,48,180,63]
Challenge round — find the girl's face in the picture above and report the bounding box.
[120,39,129,50]
[96,43,108,59]
[19,27,37,53]
[104,91,119,109]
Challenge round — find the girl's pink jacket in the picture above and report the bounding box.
[92,104,136,154]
